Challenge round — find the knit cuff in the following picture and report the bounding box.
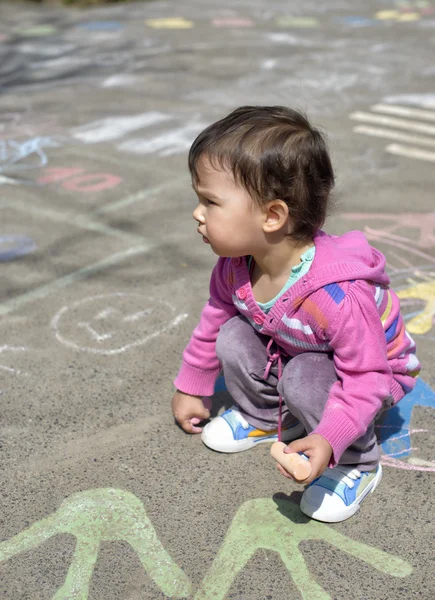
[311,411,360,467]
[174,362,221,397]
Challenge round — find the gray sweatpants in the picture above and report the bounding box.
[215,315,381,471]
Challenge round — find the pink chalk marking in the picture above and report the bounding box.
[61,173,122,192]
[342,213,435,249]
[37,167,84,184]
[212,18,254,27]
[366,232,435,265]
[381,455,435,472]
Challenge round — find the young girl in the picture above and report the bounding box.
[171,106,420,523]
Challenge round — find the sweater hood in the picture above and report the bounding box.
[305,230,390,292]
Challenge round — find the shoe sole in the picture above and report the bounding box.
[201,422,305,453]
[300,463,383,523]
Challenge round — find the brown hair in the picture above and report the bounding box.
[189,106,335,241]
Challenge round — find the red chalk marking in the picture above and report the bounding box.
[37,168,122,192]
[37,167,84,184]
[62,173,122,192]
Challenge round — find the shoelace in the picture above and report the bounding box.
[264,338,285,442]
[321,466,362,488]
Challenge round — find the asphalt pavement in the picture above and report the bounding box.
[0,1,434,598]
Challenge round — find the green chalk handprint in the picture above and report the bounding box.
[0,488,191,599]
[0,489,412,599]
[195,496,413,600]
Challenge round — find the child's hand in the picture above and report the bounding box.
[277,434,333,484]
[171,390,211,434]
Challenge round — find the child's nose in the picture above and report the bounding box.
[193,204,204,223]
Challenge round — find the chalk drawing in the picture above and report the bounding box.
[333,16,380,27]
[387,143,435,162]
[0,245,154,317]
[101,74,137,88]
[62,173,122,192]
[350,104,435,162]
[0,490,413,599]
[261,59,277,70]
[71,112,171,143]
[95,175,189,214]
[0,235,36,262]
[51,293,188,355]
[13,25,57,37]
[0,488,191,599]
[341,213,435,271]
[276,16,319,28]
[0,137,62,173]
[0,175,18,186]
[145,18,194,29]
[118,120,206,157]
[37,167,122,192]
[375,1,435,20]
[397,279,435,333]
[0,113,60,140]
[382,93,435,109]
[37,167,84,183]
[377,378,435,471]
[0,345,28,376]
[195,497,412,599]
[212,18,254,28]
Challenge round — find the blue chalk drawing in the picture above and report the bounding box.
[0,235,37,262]
[377,378,435,458]
[0,137,62,173]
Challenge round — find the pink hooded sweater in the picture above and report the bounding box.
[175,230,421,464]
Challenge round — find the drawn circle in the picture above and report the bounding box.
[51,293,187,355]
[0,235,37,262]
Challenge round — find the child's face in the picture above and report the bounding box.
[192,157,265,257]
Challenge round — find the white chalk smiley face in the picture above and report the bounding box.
[51,293,187,354]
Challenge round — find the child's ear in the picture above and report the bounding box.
[263,200,289,233]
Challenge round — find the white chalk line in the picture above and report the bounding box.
[95,175,189,215]
[51,293,188,354]
[0,245,154,316]
[1,172,190,315]
[0,198,147,245]
[386,143,435,163]
[371,104,435,122]
[349,111,435,135]
[353,126,435,148]
[0,345,28,375]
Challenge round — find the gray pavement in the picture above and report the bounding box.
[0,0,434,598]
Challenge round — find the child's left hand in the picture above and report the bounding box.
[277,434,333,484]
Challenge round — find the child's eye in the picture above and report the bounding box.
[205,198,217,206]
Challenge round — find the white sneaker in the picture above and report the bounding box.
[201,407,305,453]
[300,463,383,523]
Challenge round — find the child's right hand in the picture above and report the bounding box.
[171,390,211,434]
